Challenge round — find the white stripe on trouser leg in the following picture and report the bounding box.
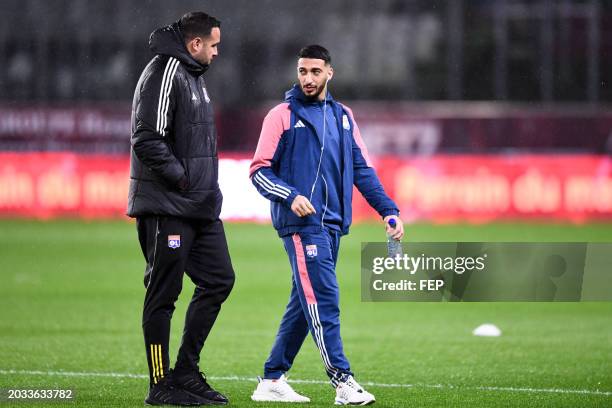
[307,304,332,371]
[307,304,333,378]
[311,304,340,386]
[310,305,339,387]
[310,305,334,371]
[307,303,339,386]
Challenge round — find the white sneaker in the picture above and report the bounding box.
[334,376,375,406]
[251,375,311,403]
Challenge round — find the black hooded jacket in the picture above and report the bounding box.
[127,22,222,220]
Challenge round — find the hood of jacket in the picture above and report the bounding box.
[148,21,209,75]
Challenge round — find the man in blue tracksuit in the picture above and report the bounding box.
[249,45,404,405]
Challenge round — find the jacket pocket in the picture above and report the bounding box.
[181,159,191,191]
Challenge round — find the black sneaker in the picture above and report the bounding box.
[173,371,229,405]
[145,373,202,406]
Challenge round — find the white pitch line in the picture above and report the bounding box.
[0,369,610,397]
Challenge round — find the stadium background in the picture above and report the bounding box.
[0,1,610,407]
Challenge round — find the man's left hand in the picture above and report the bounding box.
[383,215,404,240]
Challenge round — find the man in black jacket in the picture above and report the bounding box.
[128,11,235,406]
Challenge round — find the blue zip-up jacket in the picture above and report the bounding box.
[249,85,399,237]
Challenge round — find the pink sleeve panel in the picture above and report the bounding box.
[342,104,373,168]
[249,103,291,177]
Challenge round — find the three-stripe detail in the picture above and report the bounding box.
[254,171,291,199]
[307,303,340,387]
[292,234,340,386]
[150,344,164,384]
[156,57,180,136]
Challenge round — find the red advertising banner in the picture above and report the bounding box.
[0,153,610,222]
[0,153,129,219]
[355,155,612,223]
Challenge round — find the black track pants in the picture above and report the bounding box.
[136,216,235,385]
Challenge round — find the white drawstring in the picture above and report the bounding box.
[308,86,328,219]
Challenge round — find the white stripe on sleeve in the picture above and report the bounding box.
[254,173,289,199]
[156,57,180,136]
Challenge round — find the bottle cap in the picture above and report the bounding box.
[388,218,396,228]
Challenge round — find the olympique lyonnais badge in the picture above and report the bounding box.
[342,114,350,130]
[305,244,318,258]
[168,235,181,249]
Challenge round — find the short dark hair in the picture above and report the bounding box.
[298,45,331,64]
[179,11,221,42]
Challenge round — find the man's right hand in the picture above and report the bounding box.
[291,195,317,217]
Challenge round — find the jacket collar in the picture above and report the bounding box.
[285,84,343,146]
[149,22,209,75]
[284,84,335,105]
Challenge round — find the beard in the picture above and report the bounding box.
[197,56,212,66]
[300,82,325,100]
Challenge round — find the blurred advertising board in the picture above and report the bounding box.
[0,153,610,222]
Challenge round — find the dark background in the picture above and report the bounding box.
[2,0,611,105]
[1,0,611,155]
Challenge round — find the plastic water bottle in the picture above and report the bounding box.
[387,218,402,257]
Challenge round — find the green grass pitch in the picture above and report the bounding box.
[0,220,611,407]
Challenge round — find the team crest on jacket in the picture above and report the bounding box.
[342,115,350,130]
[168,235,181,249]
[305,244,318,258]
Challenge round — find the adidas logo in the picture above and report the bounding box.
[191,92,198,102]
[294,120,305,128]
